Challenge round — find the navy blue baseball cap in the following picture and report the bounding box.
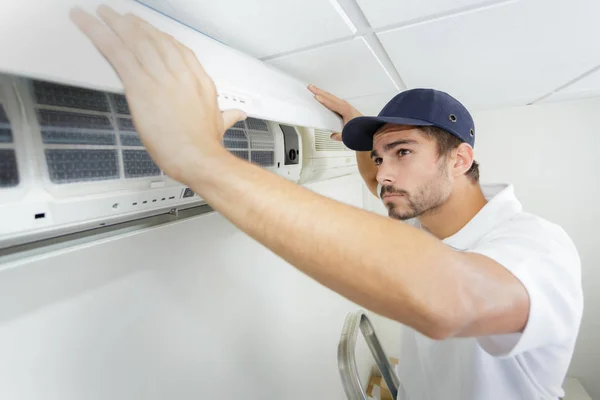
[342,89,475,151]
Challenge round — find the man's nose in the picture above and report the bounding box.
[376,162,395,186]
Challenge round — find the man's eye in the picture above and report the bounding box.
[373,157,382,166]
[398,149,411,157]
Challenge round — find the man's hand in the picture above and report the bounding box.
[70,6,246,185]
[308,84,379,195]
[308,84,362,141]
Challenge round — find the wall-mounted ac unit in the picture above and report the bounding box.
[0,0,358,249]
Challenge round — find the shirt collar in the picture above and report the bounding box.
[441,183,523,250]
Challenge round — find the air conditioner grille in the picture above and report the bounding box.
[41,129,116,146]
[0,149,18,187]
[251,151,274,166]
[123,150,161,178]
[0,104,12,143]
[28,80,276,184]
[32,80,162,183]
[117,117,135,130]
[45,149,119,183]
[120,133,142,147]
[0,127,11,144]
[224,129,247,141]
[112,94,130,115]
[246,117,268,131]
[117,117,143,146]
[33,80,110,112]
[223,139,249,149]
[0,102,18,187]
[314,129,348,152]
[223,121,275,167]
[229,149,249,161]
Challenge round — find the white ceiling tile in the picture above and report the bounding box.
[139,0,354,58]
[266,38,397,100]
[540,69,600,104]
[346,92,398,116]
[377,0,600,110]
[355,0,501,29]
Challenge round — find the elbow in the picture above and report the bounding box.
[411,300,471,341]
[420,318,457,341]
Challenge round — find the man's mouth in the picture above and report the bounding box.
[381,193,405,199]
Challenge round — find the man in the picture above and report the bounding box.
[69,6,583,399]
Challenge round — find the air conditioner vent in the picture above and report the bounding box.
[123,150,161,178]
[223,119,275,167]
[0,149,18,187]
[45,148,119,183]
[314,129,348,152]
[0,103,12,143]
[33,80,110,112]
[31,80,162,184]
[112,94,131,115]
[245,117,268,131]
[250,151,274,166]
[0,102,18,187]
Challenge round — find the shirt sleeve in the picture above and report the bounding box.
[466,223,583,357]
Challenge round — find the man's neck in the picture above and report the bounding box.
[418,182,488,240]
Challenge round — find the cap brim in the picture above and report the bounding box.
[342,116,435,151]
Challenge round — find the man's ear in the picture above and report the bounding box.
[453,143,474,177]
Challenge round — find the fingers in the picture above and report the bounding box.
[123,11,216,95]
[307,84,347,113]
[330,132,342,142]
[174,37,218,96]
[314,92,344,113]
[123,12,189,78]
[69,7,142,83]
[221,109,247,131]
[308,84,333,98]
[72,5,218,105]
[96,6,170,80]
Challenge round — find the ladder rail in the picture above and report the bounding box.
[337,310,400,400]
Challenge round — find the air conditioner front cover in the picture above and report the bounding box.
[0,75,298,248]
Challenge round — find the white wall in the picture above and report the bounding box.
[0,174,399,400]
[472,98,600,398]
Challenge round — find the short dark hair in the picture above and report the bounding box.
[419,126,480,183]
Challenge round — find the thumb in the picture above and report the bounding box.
[330,132,342,142]
[222,109,247,131]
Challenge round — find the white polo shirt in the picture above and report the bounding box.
[396,183,583,400]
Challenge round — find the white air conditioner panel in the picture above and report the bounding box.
[0,74,301,249]
[0,0,342,132]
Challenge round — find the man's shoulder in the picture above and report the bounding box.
[476,210,579,264]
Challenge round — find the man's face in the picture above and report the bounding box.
[371,124,453,221]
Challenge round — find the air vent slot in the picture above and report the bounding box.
[33,80,110,112]
[45,149,118,183]
[0,103,13,144]
[315,129,348,152]
[0,102,18,187]
[0,149,18,187]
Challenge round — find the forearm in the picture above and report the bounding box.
[188,149,461,336]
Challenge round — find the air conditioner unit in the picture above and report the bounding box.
[0,0,358,248]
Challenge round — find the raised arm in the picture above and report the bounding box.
[70,6,529,340]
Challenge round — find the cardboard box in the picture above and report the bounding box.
[366,357,399,400]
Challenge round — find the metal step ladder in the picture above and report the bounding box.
[337,310,401,400]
